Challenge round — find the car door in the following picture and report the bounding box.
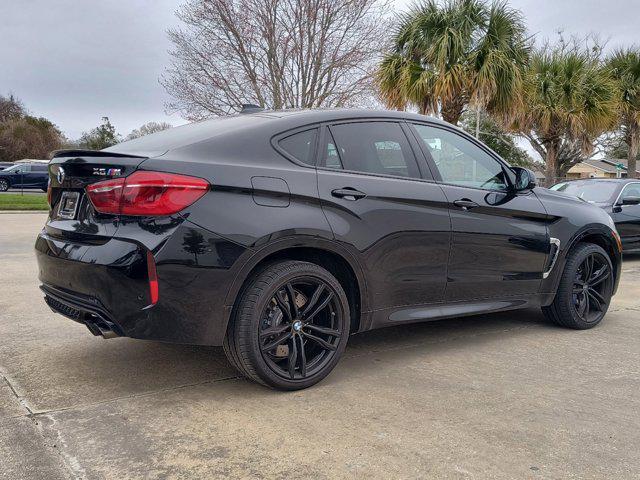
[409,122,549,302]
[29,164,49,188]
[11,164,30,186]
[315,121,451,319]
[612,182,640,251]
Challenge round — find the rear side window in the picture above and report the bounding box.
[278,129,318,165]
[33,164,48,172]
[325,122,420,178]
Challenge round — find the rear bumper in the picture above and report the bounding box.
[35,222,247,345]
[41,284,123,338]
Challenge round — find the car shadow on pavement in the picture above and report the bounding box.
[18,306,555,411]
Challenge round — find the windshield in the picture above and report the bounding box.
[550,181,619,203]
[2,165,21,173]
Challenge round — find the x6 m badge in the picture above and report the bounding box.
[92,167,122,176]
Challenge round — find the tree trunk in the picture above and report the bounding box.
[545,141,558,187]
[628,122,639,179]
[441,98,465,125]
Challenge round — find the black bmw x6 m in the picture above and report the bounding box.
[37,109,622,390]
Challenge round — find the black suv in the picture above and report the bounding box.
[36,109,622,389]
[0,162,49,191]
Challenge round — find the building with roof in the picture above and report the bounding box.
[566,158,640,179]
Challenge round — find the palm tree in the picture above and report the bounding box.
[377,0,530,126]
[607,48,640,179]
[512,47,619,185]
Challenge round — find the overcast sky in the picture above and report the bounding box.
[1,0,639,140]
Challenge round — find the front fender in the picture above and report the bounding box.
[541,223,622,299]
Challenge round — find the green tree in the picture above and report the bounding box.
[0,115,64,162]
[460,110,531,167]
[377,0,530,125]
[126,121,172,141]
[607,48,640,179]
[78,117,120,150]
[510,44,618,184]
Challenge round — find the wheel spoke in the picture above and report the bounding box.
[288,334,298,379]
[576,292,588,319]
[305,324,341,338]
[590,269,610,286]
[285,283,299,319]
[583,291,591,319]
[588,288,606,308]
[301,284,325,318]
[305,292,334,322]
[274,290,293,323]
[261,331,292,353]
[586,291,602,311]
[585,255,594,280]
[259,323,290,339]
[304,332,337,351]
[298,334,307,377]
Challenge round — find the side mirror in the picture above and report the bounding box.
[511,167,537,191]
[619,196,640,206]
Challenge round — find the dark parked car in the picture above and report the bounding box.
[36,109,622,390]
[0,162,49,191]
[551,178,640,253]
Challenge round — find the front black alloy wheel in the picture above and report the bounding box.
[0,179,9,192]
[224,260,350,390]
[543,243,614,329]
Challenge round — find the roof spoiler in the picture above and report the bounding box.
[51,149,147,159]
[240,104,264,114]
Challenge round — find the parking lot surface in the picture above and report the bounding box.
[1,213,639,479]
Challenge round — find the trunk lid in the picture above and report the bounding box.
[46,150,147,241]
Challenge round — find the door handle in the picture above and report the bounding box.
[331,188,366,201]
[453,198,479,210]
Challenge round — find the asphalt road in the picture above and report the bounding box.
[1,213,639,479]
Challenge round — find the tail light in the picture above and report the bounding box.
[86,171,209,216]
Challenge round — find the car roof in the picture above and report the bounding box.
[105,108,450,158]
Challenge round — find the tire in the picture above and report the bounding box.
[0,179,9,192]
[542,243,614,329]
[224,260,350,390]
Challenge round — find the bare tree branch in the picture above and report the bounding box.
[161,0,390,120]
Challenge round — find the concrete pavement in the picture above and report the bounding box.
[1,213,639,479]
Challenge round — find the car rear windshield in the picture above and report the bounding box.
[551,181,619,203]
[104,115,272,157]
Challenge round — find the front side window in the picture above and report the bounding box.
[412,124,509,190]
[325,122,421,179]
[278,129,318,166]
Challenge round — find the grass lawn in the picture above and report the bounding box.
[0,193,49,211]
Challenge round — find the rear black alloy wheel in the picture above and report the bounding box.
[224,260,350,390]
[542,243,613,329]
[260,277,342,380]
[0,179,8,192]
